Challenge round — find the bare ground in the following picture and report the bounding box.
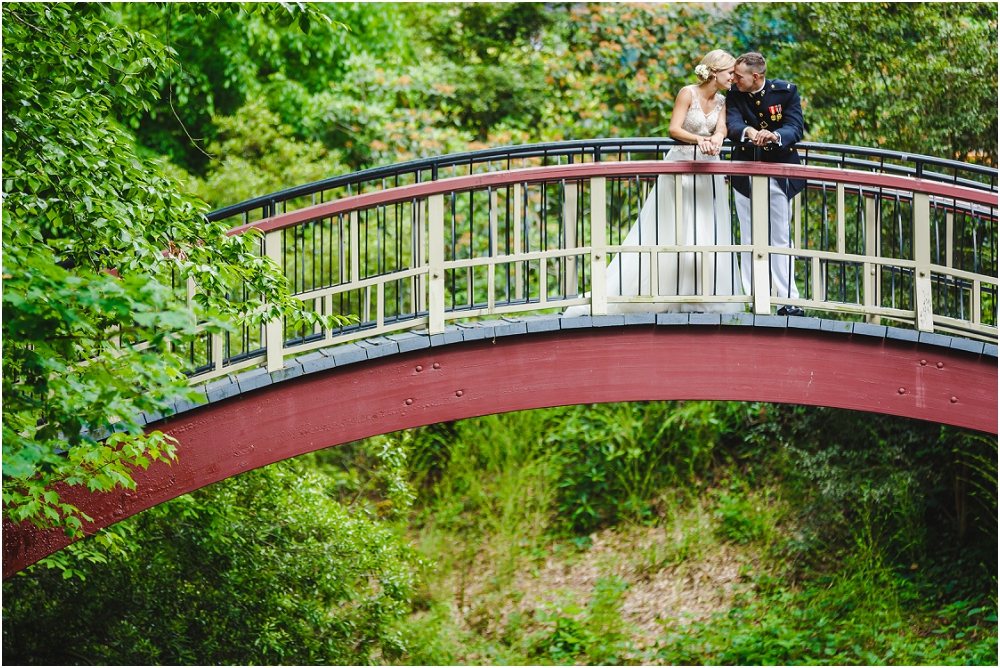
[426,510,759,652]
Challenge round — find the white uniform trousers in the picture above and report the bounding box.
[734,179,800,301]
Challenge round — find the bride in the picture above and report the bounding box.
[569,49,744,315]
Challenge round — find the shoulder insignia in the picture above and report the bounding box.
[787,83,791,89]
[770,84,775,89]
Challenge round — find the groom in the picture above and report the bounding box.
[726,52,805,317]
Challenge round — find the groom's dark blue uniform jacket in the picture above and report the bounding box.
[726,78,805,200]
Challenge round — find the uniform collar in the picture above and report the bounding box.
[750,79,767,96]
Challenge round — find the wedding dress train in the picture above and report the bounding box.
[566,87,744,315]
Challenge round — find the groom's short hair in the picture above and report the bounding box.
[736,52,767,76]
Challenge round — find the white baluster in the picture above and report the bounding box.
[590,177,607,316]
[913,192,934,332]
[264,229,284,372]
[751,175,771,314]
[428,194,446,334]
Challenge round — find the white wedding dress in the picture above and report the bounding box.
[567,87,744,315]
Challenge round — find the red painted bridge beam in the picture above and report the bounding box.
[3,324,996,578]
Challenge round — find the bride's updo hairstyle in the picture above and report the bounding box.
[694,49,736,83]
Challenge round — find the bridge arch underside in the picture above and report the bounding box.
[4,324,996,578]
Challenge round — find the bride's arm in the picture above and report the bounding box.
[668,88,704,144]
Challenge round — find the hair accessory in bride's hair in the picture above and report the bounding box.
[694,64,712,81]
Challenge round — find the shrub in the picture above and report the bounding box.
[2,461,418,665]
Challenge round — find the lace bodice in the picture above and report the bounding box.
[667,86,725,161]
[681,86,725,137]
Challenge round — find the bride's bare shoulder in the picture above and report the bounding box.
[675,86,693,102]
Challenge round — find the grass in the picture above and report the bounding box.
[374,402,998,665]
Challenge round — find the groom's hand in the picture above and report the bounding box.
[752,129,778,146]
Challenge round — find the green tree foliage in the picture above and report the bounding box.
[302,53,492,168]
[111,2,399,173]
[552,3,733,138]
[785,409,998,570]
[115,2,998,178]
[731,2,998,163]
[294,3,562,168]
[166,99,347,208]
[403,2,554,140]
[1,3,329,533]
[127,3,997,177]
[1,460,419,665]
[294,3,749,167]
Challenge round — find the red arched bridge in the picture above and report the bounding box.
[4,140,997,578]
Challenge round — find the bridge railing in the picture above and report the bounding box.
[185,142,997,381]
[207,139,997,228]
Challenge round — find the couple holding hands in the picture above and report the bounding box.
[598,50,806,317]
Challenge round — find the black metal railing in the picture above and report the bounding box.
[207,139,997,226]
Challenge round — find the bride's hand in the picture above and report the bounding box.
[708,133,724,155]
[697,137,715,155]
